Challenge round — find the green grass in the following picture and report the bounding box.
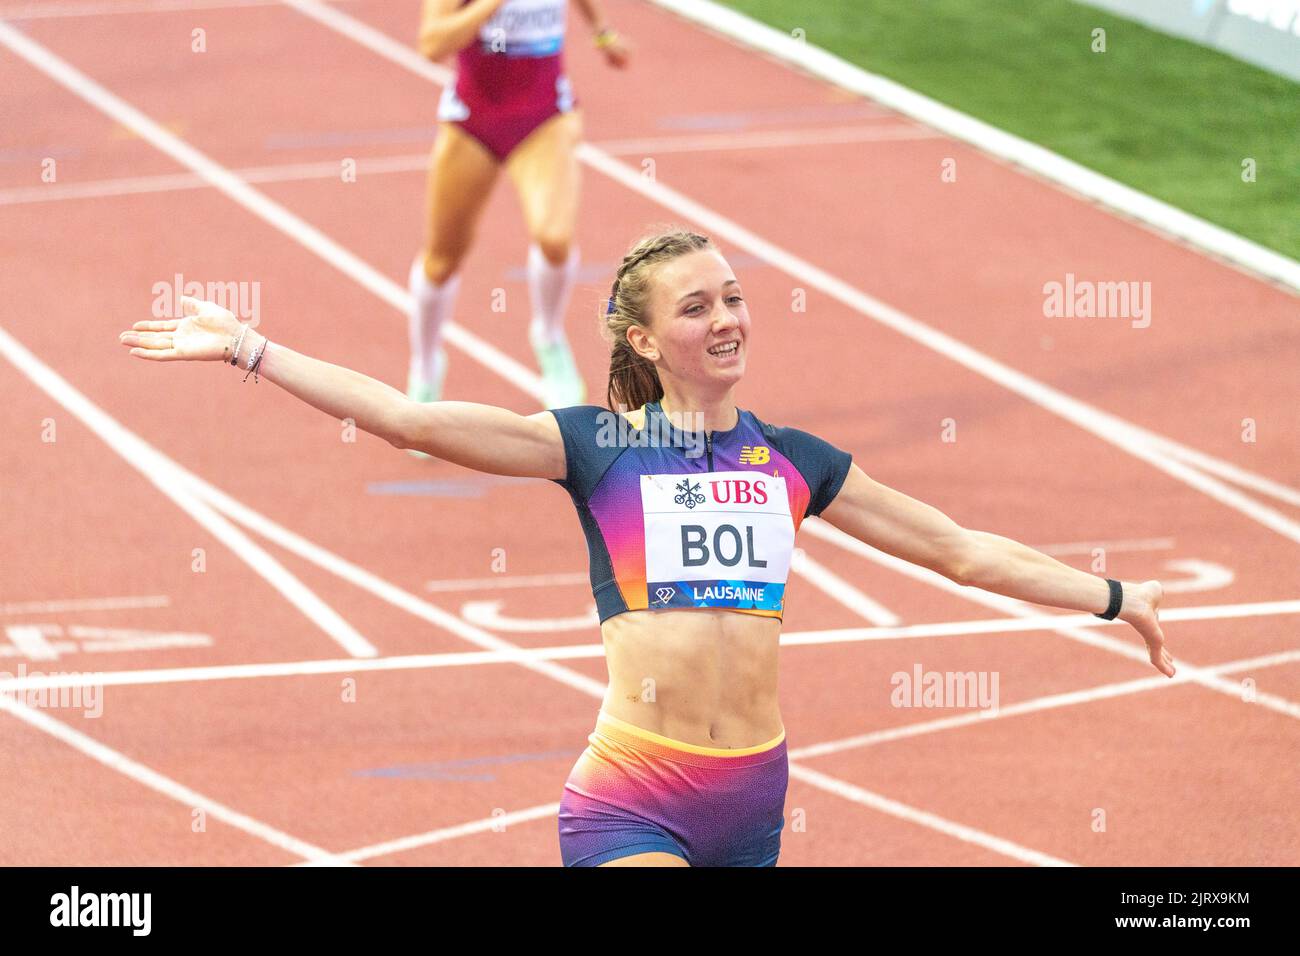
[717,0,1299,260]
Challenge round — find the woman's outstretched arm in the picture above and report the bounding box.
[819,463,1175,677]
[118,296,566,480]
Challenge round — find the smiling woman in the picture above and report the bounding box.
[117,224,1172,868]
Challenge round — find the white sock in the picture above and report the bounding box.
[408,256,460,383]
[527,243,578,346]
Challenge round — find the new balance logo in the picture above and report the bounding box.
[739,445,770,465]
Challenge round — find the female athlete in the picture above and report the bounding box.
[117,228,1175,867]
[408,0,629,411]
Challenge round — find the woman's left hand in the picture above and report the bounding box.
[1119,580,1175,677]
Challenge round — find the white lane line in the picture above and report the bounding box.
[787,762,1074,866]
[1,595,170,615]
[5,597,1296,692]
[792,548,900,626]
[1029,537,1175,557]
[4,643,1296,767]
[0,323,377,658]
[281,0,453,84]
[0,0,350,19]
[64,624,208,640]
[1153,440,1300,510]
[781,597,1300,647]
[76,635,213,653]
[0,20,545,402]
[322,802,561,865]
[425,572,590,592]
[0,155,429,206]
[790,648,1300,761]
[0,126,939,206]
[644,0,1300,293]
[0,694,354,865]
[0,645,607,692]
[591,123,945,156]
[802,517,1300,721]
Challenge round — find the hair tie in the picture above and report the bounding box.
[605,295,616,315]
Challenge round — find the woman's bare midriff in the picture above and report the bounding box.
[597,607,784,749]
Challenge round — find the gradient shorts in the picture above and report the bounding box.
[558,711,788,867]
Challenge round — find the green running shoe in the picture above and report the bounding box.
[405,349,447,459]
[530,329,587,409]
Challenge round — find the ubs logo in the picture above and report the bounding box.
[674,479,706,509]
[708,478,769,505]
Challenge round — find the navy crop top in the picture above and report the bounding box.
[548,401,852,623]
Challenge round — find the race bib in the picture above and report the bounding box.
[641,471,793,612]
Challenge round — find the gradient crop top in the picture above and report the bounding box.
[549,401,853,623]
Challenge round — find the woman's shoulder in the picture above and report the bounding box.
[748,407,817,443]
[548,404,642,496]
[749,409,852,468]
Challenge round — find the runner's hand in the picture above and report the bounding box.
[1119,579,1175,677]
[119,296,244,363]
[600,32,630,69]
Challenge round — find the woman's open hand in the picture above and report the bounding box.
[119,296,244,363]
[1119,579,1175,677]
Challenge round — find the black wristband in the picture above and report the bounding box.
[1094,578,1123,620]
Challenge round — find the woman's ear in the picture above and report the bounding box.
[626,324,660,363]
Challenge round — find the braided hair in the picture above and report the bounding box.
[604,227,714,412]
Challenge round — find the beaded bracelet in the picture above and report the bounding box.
[229,323,250,367]
[242,337,268,383]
